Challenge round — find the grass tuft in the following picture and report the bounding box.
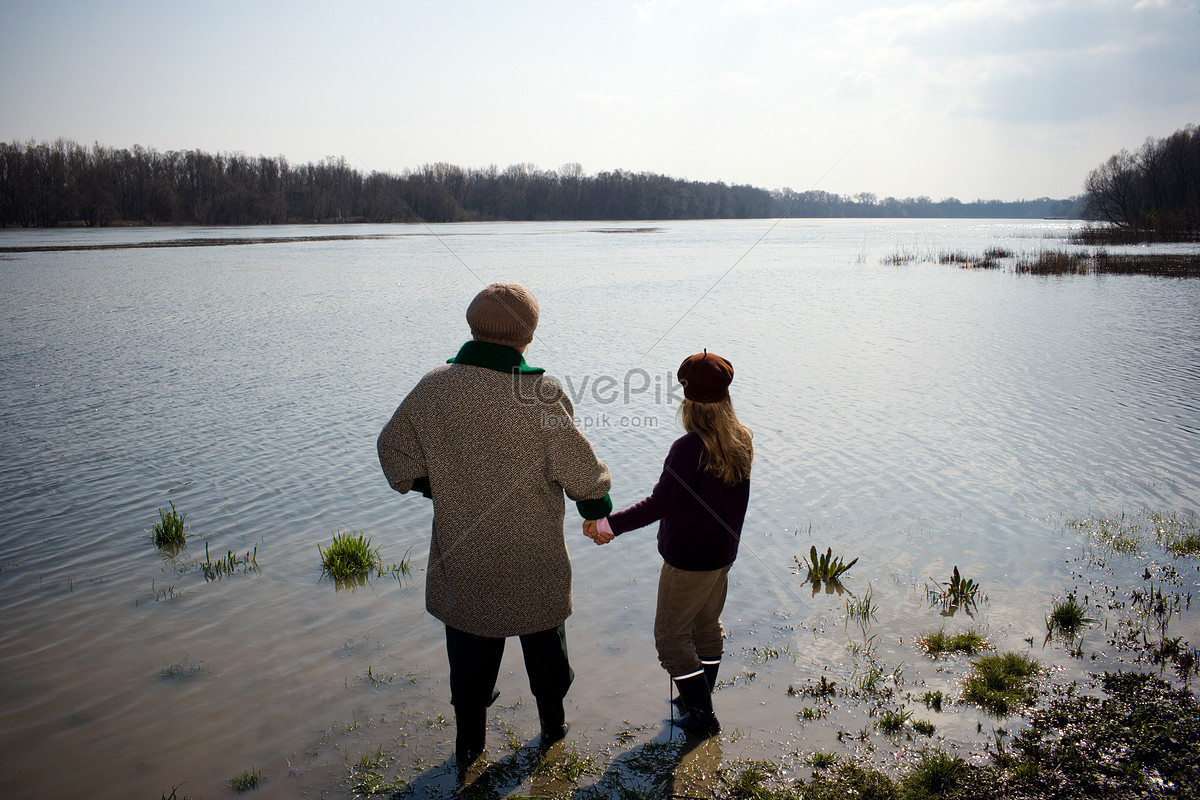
[876,708,912,734]
[319,531,381,583]
[916,626,991,658]
[901,749,964,797]
[1045,593,1096,639]
[919,690,946,711]
[845,584,877,622]
[151,502,187,550]
[230,767,260,792]
[961,651,1040,715]
[912,719,937,736]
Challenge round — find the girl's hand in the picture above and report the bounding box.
[583,519,613,545]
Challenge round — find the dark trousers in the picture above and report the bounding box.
[445,623,574,708]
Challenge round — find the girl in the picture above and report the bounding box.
[586,350,753,735]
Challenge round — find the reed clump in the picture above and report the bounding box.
[1069,225,1199,246]
[1016,249,1200,277]
[938,247,1011,269]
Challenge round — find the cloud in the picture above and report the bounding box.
[834,71,880,101]
[820,0,1200,124]
[576,92,635,106]
[713,71,767,89]
[634,0,679,23]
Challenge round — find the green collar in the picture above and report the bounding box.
[448,340,545,375]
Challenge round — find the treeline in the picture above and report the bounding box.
[771,189,1080,220]
[1083,124,1200,237]
[1,138,1079,228]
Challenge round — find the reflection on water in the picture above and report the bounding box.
[0,220,1198,798]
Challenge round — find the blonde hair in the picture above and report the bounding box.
[680,398,753,485]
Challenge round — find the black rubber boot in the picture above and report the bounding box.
[671,659,720,712]
[672,673,720,736]
[536,695,568,745]
[455,705,487,770]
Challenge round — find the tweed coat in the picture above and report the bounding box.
[377,341,612,637]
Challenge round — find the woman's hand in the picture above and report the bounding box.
[583,519,614,545]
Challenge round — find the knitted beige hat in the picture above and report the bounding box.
[466,283,540,347]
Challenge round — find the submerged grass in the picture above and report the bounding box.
[151,502,187,550]
[1149,510,1200,557]
[875,707,913,734]
[885,238,1200,277]
[1002,671,1200,799]
[200,542,258,581]
[961,651,1041,715]
[1066,511,1143,554]
[845,585,878,622]
[160,659,204,679]
[230,767,260,792]
[878,242,1195,277]
[705,674,1198,798]
[1045,593,1096,639]
[1067,508,1200,563]
[916,626,990,658]
[919,690,946,711]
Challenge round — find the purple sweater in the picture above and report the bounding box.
[607,432,751,571]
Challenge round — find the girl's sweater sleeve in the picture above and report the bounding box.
[606,434,701,536]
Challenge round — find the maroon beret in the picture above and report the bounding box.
[677,350,734,403]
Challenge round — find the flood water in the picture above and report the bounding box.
[1,219,1198,798]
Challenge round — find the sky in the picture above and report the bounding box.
[2,0,1198,201]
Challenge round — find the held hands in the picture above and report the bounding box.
[583,518,615,546]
